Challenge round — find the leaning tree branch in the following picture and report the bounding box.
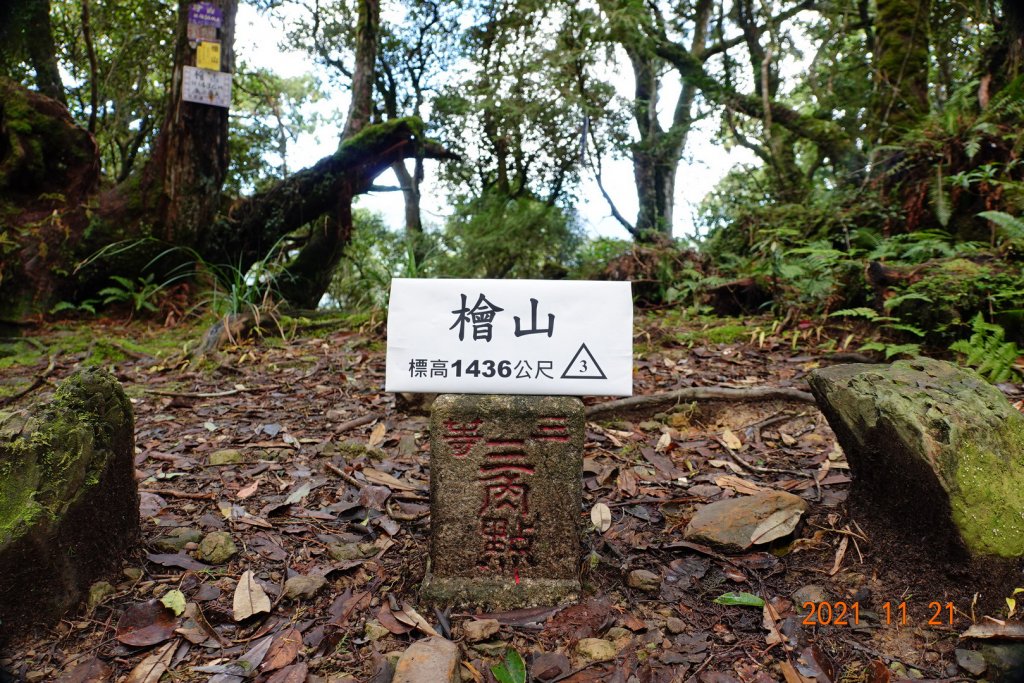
[649,32,863,172]
[585,385,816,419]
[206,117,456,269]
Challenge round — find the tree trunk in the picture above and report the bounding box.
[143,0,237,246]
[873,0,932,145]
[2,0,68,106]
[277,0,380,306]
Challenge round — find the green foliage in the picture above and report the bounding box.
[438,191,583,279]
[227,67,325,195]
[950,313,1022,384]
[98,274,162,314]
[490,649,526,683]
[326,209,436,311]
[50,0,176,181]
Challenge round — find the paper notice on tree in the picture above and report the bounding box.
[196,41,221,71]
[182,66,231,108]
[385,278,633,396]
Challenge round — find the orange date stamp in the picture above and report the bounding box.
[799,601,957,627]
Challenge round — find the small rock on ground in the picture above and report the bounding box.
[195,531,237,564]
[575,638,617,663]
[392,636,461,683]
[284,574,327,600]
[463,618,500,642]
[791,584,830,606]
[627,569,661,592]
[209,448,245,465]
[684,490,808,553]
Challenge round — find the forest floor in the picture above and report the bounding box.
[1,311,1022,683]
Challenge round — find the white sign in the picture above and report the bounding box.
[181,66,231,109]
[385,279,633,396]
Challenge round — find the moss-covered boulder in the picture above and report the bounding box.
[809,358,1024,559]
[0,368,139,634]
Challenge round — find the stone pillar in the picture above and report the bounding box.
[422,394,583,608]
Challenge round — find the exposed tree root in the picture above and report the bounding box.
[584,385,816,419]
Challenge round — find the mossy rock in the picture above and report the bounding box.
[0,368,139,635]
[809,357,1024,559]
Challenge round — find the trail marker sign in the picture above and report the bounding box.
[385,279,632,396]
[182,66,231,108]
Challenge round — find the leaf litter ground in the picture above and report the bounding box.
[1,313,1022,682]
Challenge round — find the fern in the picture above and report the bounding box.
[950,313,1023,383]
[829,307,885,320]
[931,166,951,227]
[979,211,1024,240]
[860,341,921,359]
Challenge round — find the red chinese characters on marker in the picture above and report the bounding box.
[442,419,482,458]
[474,416,571,572]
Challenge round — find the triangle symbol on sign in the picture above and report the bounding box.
[561,343,607,380]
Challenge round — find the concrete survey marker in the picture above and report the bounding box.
[422,394,584,608]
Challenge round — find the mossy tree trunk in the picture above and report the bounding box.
[274,0,380,308]
[142,0,238,246]
[872,0,932,145]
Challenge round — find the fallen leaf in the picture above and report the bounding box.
[116,600,178,646]
[377,605,414,634]
[750,508,804,545]
[261,627,302,672]
[266,663,309,683]
[721,428,743,451]
[124,641,176,683]
[284,482,312,506]
[655,431,671,453]
[368,422,387,447]
[237,479,260,499]
[713,592,764,608]
[828,535,849,576]
[363,468,421,491]
[56,657,112,683]
[399,601,440,636]
[590,502,612,532]
[961,621,1024,640]
[146,552,209,571]
[233,570,271,621]
[160,589,187,616]
[715,475,765,495]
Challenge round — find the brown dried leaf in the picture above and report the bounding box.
[828,536,849,576]
[399,601,440,637]
[590,502,612,532]
[56,657,112,683]
[233,570,271,621]
[115,600,177,647]
[368,422,387,447]
[261,627,302,672]
[266,663,309,683]
[123,641,176,683]
[962,621,1024,640]
[750,508,804,545]
[363,468,421,491]
[376,605,414,634]
[715,475,765,496]
[721,428,743,451]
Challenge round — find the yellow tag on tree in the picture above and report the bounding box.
[196,41,221,71]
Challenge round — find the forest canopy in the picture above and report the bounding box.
[1,0,1022,367]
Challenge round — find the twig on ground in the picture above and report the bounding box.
[142,384,280,398]
[713,437,806,476]
[0,354,58,407]
[585,386,815,419]
[335,414,379,433]
[138,488,216,500]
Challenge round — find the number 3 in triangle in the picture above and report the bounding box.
[561,343,607,379]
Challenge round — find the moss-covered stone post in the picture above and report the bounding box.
[422,394,584,609]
